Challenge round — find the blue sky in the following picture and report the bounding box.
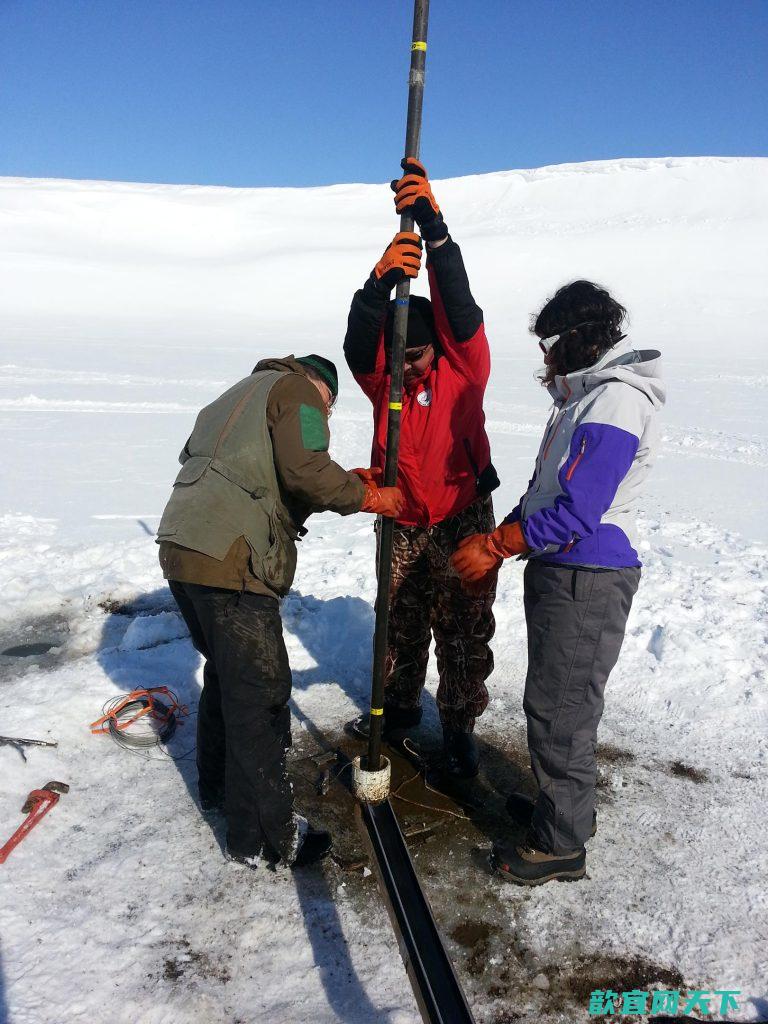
[1,0,766,187]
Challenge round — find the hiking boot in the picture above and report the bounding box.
[442,728,480,779]
[346,704,423,742]
[491,833,586,886]
[505,792,598,838]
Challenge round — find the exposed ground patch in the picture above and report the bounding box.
[540,952,686,1022]
[158,936,232,985]
[287,725,536,1020]
[667,760,710,784]
[98,593,176,617]
[597,742,636,765]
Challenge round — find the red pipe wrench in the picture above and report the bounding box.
[0,781,69,865]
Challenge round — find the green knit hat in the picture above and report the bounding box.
[297,354,339,398]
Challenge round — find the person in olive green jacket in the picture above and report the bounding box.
[157,353,402,868]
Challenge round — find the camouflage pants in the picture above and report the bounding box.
[379,496,497,732]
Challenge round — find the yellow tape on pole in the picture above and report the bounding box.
[389,401,403,411]
[411,41,427,51]
[370,707,384,716]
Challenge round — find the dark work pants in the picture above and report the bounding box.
[522,561,640,854]
[169,581,295,860]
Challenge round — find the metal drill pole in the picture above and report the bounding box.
[367,0,430,774]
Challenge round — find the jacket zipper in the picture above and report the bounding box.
[558,436,587,550]
[521,405,564,519]
[565,436,587,481]
[541,407,566,462]
[560,436,587,551]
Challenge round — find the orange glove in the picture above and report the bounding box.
[391,158,440,217]
[373,232,422,291]
[451,522,530,582]
[351,467,383,489]
[390,158,447,242]
[360,485,404,519]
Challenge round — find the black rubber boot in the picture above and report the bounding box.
[346,704,423,741]
[227,821,332,869]
[505,792,598,838]
[226,848,265,868]
[491,832,586,886]
[292,827,332,868]
[442,728,480,779]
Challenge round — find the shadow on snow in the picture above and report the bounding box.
[96,584,402,1024]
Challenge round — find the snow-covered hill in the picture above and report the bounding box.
[0,158,766,1023]
[1,157,767,547]
[1,157,765,353]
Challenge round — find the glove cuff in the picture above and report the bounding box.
[487,521,529,559]
[360,485,377,513]
[420,213,449,243]
[369,269,394,294]
[352,467,380,490]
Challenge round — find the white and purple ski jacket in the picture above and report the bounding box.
[507,338,665,569]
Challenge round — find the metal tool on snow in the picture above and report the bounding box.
[352,5,477,1021]
[0,780,69,865]
[0,735,58,762]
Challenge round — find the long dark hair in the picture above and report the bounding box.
[532,280,627,386]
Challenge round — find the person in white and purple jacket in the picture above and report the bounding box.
[452,280,666,886]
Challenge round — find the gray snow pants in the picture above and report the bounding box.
[523,561,640,854]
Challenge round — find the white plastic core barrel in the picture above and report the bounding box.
[351,754,391,804]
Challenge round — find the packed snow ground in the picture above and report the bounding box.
[0,157,767,1023]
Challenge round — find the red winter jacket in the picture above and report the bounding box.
[343,237,497,527]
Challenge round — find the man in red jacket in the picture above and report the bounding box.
[344,159,499,779]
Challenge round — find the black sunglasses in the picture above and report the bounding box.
[404,343,433,364]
